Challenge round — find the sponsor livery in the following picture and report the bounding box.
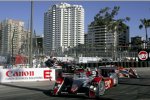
[51,68,115,98]
[117,67,139,78]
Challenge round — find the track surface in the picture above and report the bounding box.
[0,68,150,100]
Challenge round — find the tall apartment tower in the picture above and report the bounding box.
[44,3,84,56]
[0,23,2,55]
[0,19,25,56]
[86,25,129,57]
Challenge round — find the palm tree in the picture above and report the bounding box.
[139,18,150,43]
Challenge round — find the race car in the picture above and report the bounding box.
[51,69,115,98]
[117,67,139,78]
[61,62,86,74]
[61,62,75,73]
[98,67,119,86]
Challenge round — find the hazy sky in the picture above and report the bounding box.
[0,1,150,40]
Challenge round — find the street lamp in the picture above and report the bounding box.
[29,1,33,67]
[12,29,16,66]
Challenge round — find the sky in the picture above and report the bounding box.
[0,1,150,40]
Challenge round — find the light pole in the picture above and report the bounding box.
[12,29,15,66]
[29,1,33,67]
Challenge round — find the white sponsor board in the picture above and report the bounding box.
[78,57,100,63]
[0,68,56,83]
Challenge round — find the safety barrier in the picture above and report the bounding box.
[0,68,60,83]
[78,61,150,68]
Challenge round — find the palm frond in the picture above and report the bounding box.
[139,24,143,29]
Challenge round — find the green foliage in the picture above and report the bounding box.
[139,18,150,41]
[139,18,150,29]
[89,6,130,33]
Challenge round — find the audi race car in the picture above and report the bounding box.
[117,67,139,78]
[98,67,119,86]
[61,62,85,74]
[61,62,75,73]
[51,69,115,98]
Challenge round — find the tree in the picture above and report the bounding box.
[131,37,143,50]
[89,6,130,59]
[90,6,130,33]
[139,18,150,42]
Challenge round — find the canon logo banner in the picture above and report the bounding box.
[0,68,56,82]
[6,71,34,77]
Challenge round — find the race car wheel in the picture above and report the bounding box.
[88,81,105,98]
[96,81,105,98]
[114,77,119,86]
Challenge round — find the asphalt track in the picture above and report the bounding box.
[0,68,150,100]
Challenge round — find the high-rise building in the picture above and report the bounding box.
[85,25,129,57]
[0,23,2,54]
[32,34,44,56]
[44,2,84,56]
[0,19,26,57]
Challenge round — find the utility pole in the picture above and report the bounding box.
[29,1,33,67]
[12,29,15,66]
[27,20,30,64]
[34,30,37,56]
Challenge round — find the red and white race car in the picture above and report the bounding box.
[117,67,139,78]
[98,67,119,86]
[51,68,116,98]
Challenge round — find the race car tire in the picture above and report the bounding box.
[114,77,119,86]
[88,81,105,98]
[96,81,105,98]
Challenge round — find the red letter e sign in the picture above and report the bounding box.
[44,70,52,80]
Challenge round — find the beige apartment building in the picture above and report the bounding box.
[0,19,27,57]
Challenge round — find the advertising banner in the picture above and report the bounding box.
[138,50,150,61]
[0,68,56,83]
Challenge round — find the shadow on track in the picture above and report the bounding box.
[119,83,150,87]
[0,83,114,100]
[119,78,150,86]
[43,90,115,100]
[0,83,46,92]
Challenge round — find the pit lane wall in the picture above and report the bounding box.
[0,68,58,83]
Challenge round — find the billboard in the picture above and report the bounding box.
[138,50,150,61]
[0,68,56,83]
